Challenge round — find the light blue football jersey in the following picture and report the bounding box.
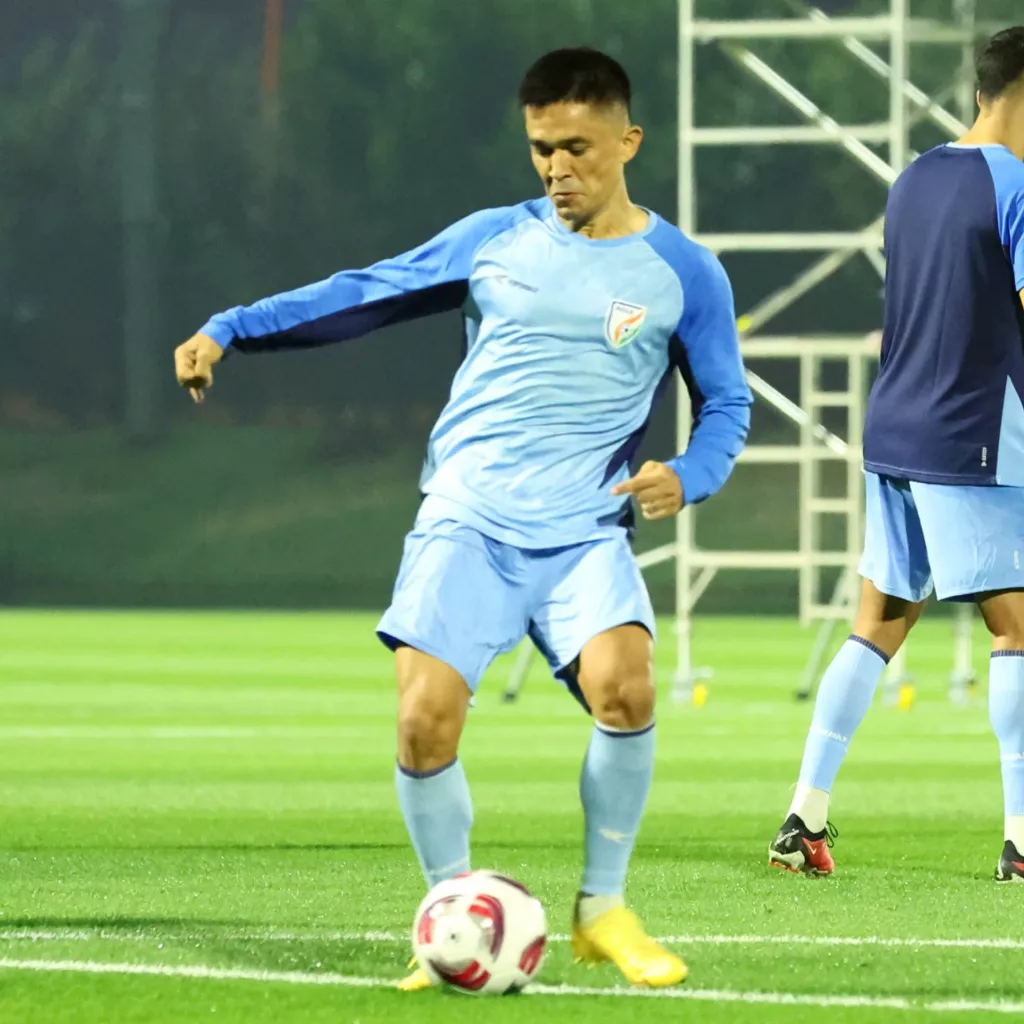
[200,198,752,548]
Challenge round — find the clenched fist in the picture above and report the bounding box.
[611,460,685,520]
[174,333,225,403]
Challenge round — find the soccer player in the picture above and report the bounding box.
[175,48,751,983]
[769,27,1024,882]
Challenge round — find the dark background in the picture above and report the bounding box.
[0,0,1016,611]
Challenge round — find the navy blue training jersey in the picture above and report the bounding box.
[864,144,1024,485]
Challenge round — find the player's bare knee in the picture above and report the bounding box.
[585,667,655,731]
[394,648,470,771]
[852,582,924,659]
[979,590,1024,650]
[578,626,655,729]
[397,681,463,772]
[988,624,1024,650]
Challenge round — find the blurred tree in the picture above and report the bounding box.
[120,0,167,439]
[0,23,119,425]
[1,0,1016,428]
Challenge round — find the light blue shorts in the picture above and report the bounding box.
[376,516,655,693]
[859,472,1024,602]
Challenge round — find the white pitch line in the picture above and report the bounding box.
[0,956,1022,1014]
[656,934,1024,952]
[0,654,382,676]
[0,727,351,739]
[2,928,1023,952]
[0,957,381,989]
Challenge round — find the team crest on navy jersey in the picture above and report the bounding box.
[604,300,647,349]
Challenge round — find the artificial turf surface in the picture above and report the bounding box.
[0,609,1020,1022]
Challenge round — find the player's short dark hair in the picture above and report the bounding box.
[976,26,1024,102]
[518,48,631,114]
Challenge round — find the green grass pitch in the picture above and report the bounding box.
[0,609,1021,1022]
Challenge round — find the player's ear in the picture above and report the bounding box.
[621,123,643,164]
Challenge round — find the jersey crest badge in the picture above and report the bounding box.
[604,300,647,349]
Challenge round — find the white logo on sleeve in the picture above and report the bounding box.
[604,300,647,349]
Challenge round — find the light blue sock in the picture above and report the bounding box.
[797,636,889,793]
[579,722,655,897]
[989,652,1024,817]
[395,758,473,887]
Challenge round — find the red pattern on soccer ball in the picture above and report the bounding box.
[429,959,491,991]
[416,894,457,946]
[518,935,546,977]
[467,892,505,957]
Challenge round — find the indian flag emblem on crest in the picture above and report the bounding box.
[604,300,647,349]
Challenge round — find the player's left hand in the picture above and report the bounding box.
[611,461,684,520]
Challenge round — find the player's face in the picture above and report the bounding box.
[524,102,642,226]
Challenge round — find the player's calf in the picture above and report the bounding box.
[393,648,476,911]
[570,623,667,986]
[978,596,1024,886]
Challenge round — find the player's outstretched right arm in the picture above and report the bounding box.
[173,207,516,401]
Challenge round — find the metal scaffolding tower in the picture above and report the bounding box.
[503,0,998,706]
[668,0,985,703]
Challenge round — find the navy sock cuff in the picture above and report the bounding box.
[991,650,1024,659]
[397,757,458,780]
[594,721,655,739]
[848,635,890,665]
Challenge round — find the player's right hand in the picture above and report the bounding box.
[174,333,224,404]
[611,460,684,520]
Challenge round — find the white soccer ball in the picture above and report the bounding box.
[411,870,548,995]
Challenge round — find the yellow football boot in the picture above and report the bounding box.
[571,902,688,987]
[396,957,434,992]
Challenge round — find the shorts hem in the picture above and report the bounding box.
[858,570,933,604]
[375,627,485,692]
[550,614,657,679]
[933,581,1024,602]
